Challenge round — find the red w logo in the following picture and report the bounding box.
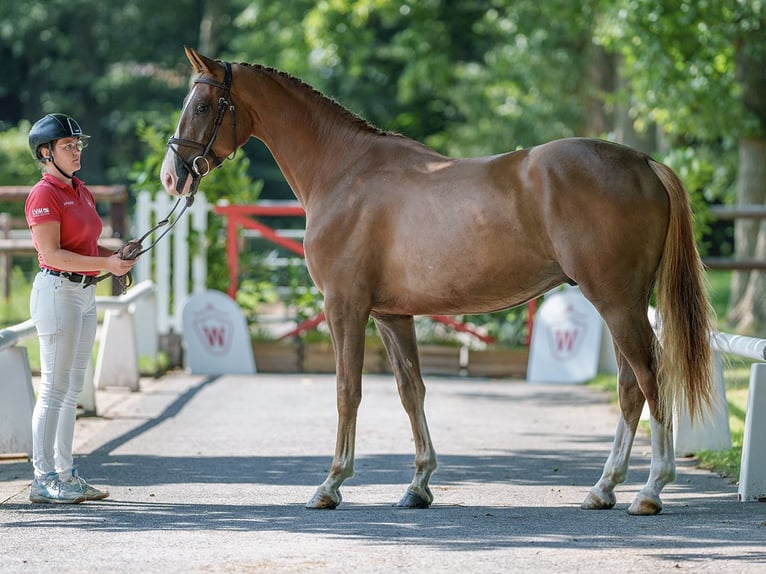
[554,326,581,353]
[202,325,227,349]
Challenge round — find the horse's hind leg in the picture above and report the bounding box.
[373,313,437,508]
[582,344,645,510]
[583,311,675,515]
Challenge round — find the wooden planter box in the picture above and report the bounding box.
[252,341,300,373]
[301,342,335,373]
[416,344,462,376]
[253,340,527,379]
[466,347,529,379]
[302,342,390,374]
[253,341,389,374]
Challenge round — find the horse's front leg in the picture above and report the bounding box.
[373,313,437,508]
[306,302,367,510]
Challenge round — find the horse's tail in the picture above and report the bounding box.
[648,159,715,425]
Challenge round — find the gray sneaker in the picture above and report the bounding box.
[30,472,86,504]
[63,469,110,501]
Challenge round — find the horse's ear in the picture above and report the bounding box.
[184,46,217,75]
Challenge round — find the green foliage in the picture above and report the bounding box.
[596,0,763,140]
[0,121,39,186]
[660,144,739,254]
[707,270,734,325]
[465,308,528,348]
[0,267,33,326]
[0,121,41,218]
[593,0,764,252]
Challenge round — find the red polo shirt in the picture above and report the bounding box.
[25,173,102,275]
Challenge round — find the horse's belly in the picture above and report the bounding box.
[374,252,564,315]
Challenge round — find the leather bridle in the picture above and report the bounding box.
[166,61,238,197]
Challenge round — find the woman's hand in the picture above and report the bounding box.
[104,250,139,277]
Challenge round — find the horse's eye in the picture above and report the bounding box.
[195,103,209,114]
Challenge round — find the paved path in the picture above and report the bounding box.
[1,372,765,573]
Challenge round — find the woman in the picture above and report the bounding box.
[25,113,138,504]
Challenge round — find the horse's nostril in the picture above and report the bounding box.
[162,172,175,193]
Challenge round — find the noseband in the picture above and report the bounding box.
[167,61,238,197]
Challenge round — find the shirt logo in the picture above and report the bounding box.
[31,207,50,217]
[63,201,75,206]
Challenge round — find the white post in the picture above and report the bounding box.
[0,346,35,455]
[77,358,97,416]
[674,350,732,456]
[172,199,190,333]
[738,362,766,502]
[131,288,158,359]
[134,191,152,284]
[191,193,208,294]
[154,193,173,335]
[94,309,140,391]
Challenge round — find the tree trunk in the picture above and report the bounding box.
[613,55,658,154]
[727,33,766,334]
[727,137,766,333]
[198,0,224,55]
[582,43,615,138]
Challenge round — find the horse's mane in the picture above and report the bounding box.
[239,62,396,138]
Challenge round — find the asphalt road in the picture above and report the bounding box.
[1,372,765,573]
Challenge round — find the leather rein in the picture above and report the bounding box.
[97,61,237,293]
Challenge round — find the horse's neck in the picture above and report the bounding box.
[244,67,377,205]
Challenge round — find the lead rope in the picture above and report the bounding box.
[95,194,195,293]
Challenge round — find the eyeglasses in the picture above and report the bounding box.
[56,140,88,153]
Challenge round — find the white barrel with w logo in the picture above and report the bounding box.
[182,289,256,375]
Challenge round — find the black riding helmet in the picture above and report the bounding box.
[28,113,90,161]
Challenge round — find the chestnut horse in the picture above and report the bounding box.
[161,47,714,515]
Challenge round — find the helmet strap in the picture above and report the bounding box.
[46,143,75,180]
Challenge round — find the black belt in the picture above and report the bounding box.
[42,268,98,287]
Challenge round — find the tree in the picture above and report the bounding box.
[597,0,766,333]
[0,0,224,183]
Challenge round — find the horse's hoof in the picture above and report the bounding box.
[581,487,616,510]
[627,492,662,515]
[397,490,431,509]
[305,489,341,510]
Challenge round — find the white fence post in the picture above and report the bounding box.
[0,319,37,455]
[0,346,35,455]
[674,349,732,456]
[94,280,157,392]
[94,309,140,391]
[739,362,766,502]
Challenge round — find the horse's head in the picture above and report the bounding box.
[160,47,248,197]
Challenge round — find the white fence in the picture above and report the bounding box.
[710,332,766,502]
[0,280,157,455]
[133,190,208,336]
